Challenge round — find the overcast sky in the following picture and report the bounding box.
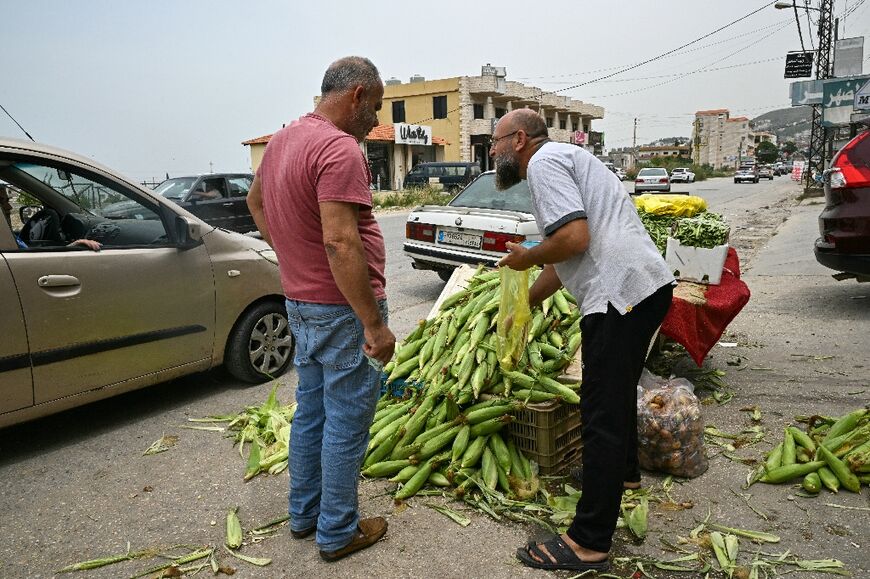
[2,1,867,181]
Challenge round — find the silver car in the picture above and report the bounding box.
[404,171,541,281]
[0,138,293,428]
[634,167,671,194]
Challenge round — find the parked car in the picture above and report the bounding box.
[100,173,256,233]
[615,168,628,181]
[814,129,870,279]
[634,167,671,194]
[670,167,695,183]
[403,162,482,192]
[0,138,293,428]
[734,167,759,184]
[757,166,774,180]
[404,171,540,281]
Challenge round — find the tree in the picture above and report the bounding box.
[781,141,798,156]
[756,141,778,164]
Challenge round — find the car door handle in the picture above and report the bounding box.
[38,275,81,288]
[222,202,234,207]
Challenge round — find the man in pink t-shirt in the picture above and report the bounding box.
[247,56,394,562]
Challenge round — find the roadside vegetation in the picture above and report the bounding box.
[373,185,453,210]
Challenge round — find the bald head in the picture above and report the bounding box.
[498,109,549,140]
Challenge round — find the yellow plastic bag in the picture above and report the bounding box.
[496,267,531,370]
[633,194,707,217]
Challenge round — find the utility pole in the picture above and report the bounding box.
[632,118,638,169]
[805,0,834,192]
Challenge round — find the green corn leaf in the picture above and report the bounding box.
[425,503,471,527]
[708,523,780,544]
[223,546,271,566]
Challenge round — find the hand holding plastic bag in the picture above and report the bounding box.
[496,267,531,370]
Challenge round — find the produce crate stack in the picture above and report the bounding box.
[509,400,582,475]
[363,265,584,500]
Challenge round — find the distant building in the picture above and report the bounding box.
[693,109,752,169]
[608,147,636,170]
[636,144,691,161]
[242,65,605,190]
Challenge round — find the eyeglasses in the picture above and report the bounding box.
[490,130,520,147]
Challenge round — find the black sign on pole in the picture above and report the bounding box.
[784,51,815,78]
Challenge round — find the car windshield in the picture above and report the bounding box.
[639,168,667,176]
[448,173,533,213]
[154,177,197,200]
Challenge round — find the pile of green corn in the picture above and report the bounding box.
[754,407,869,493]
[637,209,729,255]
[367,266,583,500]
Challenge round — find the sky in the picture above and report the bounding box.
[2,1,868,182]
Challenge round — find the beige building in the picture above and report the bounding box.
[242,65,605,190]
[692,109,754,169]
[637,144,691,161]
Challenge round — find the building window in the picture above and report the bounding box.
[559,119,566,130]
[392,101,405,123]
[433,96,448,119]
[473,103,484,119]
[495,107,506,118]
[546,117,553,128]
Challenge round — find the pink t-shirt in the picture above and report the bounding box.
[257,113,386,304]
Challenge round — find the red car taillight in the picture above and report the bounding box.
[828,130,870,189]
[635,179,643,183]
[406,222,435,242]
[659,178,668,184]
[482,232,525,252]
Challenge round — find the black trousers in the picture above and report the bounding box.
[567,283,673,553]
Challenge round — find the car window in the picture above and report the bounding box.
[449,173,533,213]
[638,168,667,176]
[1,160,170,250]
[154,177,196,200]
[190,177,228,200]
[227,176,252,198]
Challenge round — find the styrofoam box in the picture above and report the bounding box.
[665,237,728,285]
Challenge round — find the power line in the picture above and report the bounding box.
[551,0,782,95]
[0,102,35,141]
[582,21,792,99]
[408,0,780,126]
[515,18,792,82]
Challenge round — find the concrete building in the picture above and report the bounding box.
[636,144,691,161]
[242,65,605,190]
[376,65,604,183]
[692,109,752,169]
[607,147,636,170]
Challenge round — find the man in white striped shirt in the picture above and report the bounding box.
[494,109,674,573]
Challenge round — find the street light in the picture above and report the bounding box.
[774,1,820,11]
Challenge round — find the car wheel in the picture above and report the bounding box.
[437,268,455,282]
[734,179,739,184]
[225,300,294,383]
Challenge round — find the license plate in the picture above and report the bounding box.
[437,229,481,249]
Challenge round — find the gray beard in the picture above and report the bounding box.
[495,155,521,190]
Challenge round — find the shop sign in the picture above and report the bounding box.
[822,76,870,127]
[574,131,586,144]
[394,123,431,146]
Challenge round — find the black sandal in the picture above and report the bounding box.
[516,537,610,572]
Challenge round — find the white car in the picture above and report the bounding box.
[670,168,695,183]
[634,167,671,194]
[404,171,541,281]
[615,168,628,181]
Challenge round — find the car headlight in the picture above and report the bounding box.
[257,249,279,265]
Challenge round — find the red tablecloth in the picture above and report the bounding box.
[660,248,751,366]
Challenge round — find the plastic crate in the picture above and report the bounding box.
[508,399,582,475]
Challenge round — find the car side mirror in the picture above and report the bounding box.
[174,214,203,249]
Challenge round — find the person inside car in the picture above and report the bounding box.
[1,186,101,251]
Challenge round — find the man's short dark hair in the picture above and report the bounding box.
[321,56,381,95]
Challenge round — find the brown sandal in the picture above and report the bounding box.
[319,517,387,562]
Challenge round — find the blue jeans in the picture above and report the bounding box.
[285,299,386,552]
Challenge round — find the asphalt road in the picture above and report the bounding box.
[1,176,868,578]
